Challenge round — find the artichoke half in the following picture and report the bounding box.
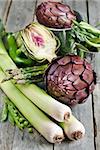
[20,23,60,62]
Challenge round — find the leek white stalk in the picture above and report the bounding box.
[0,68,64,143]
[0,38,72,122]
[59,115,85,140]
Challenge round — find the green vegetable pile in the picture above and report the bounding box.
[0,1,99,144]
[56,20,100,57]
[0,18,86,143]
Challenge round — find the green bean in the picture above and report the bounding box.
[19,118,24,123]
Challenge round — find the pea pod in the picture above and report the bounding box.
[7,101,24,130]
[6,34,33,66]
[79,21,100,35]
[1,100,8,122]
[8,111,15,126]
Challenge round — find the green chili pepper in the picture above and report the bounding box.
[6,34,33,66]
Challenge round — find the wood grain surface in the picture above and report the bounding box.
[0,0,100,150]
[88,1,100,150]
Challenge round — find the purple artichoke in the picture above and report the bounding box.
[45,55,96,106]
[36,1,76,29]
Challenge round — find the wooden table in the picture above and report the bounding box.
[0,0,100,150]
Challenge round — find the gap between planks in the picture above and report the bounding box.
[86,0,97,150]
[92,93,97,150]
[2,0,12,25]
[0,0,97,150]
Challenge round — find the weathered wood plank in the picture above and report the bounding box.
[12,128,53,150]
[92,52,100,83]
[88,0,100,82]
[88,1,100,150]
[2,0,12,24]
[88,0,100,28]
[92,84,100,150]
[6,0,53,150]
[0,0,8,20]
[0,1,16,150]
[6,0,37,32]
[54,96,94,150]
[54,0,95,149]
[63,0,87,20]
[0,0,98,150]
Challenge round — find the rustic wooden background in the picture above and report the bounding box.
[0,0,100,150]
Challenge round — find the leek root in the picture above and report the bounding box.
[60,115,85,140]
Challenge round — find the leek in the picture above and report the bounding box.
[0,68,64,143]
[60,115,85,140]
[0,38,72,122]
